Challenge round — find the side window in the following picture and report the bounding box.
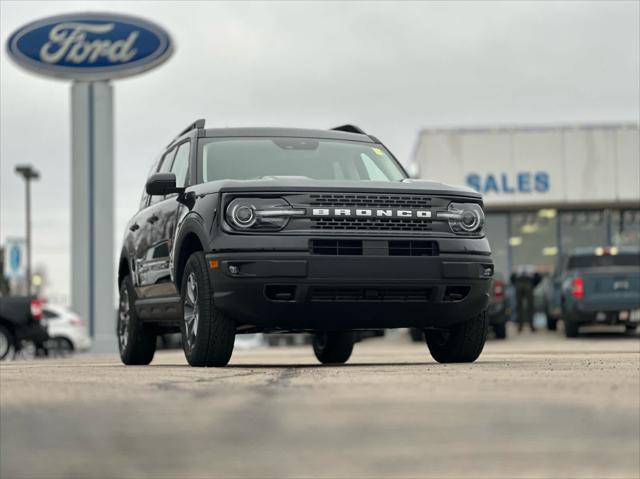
[158,149,175,173]
[171,142,191,188]
[149,148,176,205]
[43,309,58,319]
[139,157,161,210]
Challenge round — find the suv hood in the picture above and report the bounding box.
[197,176,481,200]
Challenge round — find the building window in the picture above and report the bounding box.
[484,213,509,278]
[612,209,640,247]
[559,210,608,252]
[509,210,558,273]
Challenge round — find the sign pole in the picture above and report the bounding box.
[71,81,115,352]
[25,175,31,295]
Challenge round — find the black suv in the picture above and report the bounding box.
[117,121,493,367]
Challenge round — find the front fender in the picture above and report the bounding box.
[171,212,211,283]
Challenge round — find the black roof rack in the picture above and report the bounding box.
[169,118,205,146]
[331,124,366,134]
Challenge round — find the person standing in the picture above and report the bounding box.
[511,266,541,332]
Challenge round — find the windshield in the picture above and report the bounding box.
[198,137,406,182]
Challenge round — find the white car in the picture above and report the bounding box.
[42,304,91,354]
[234,333,265,350]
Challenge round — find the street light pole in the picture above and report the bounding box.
[15,165,39,296]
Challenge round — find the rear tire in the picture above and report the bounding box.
[118,275,157,365]
[625,325,638,336]
[313,332,354,364]
[425,311,488,363]
[0,324,16,361]
[50,337,74,357]
[493,322,507,339]
[181,252,236,367]
[564,320,579,338]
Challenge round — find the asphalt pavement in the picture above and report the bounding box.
[1,326,639,479]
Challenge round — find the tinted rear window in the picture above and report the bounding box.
[567,254,640,269]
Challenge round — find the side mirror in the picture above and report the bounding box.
[146,173,183,196]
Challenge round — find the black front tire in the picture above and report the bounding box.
[181,252,236,367]
[313,332,354,364]
[425,311,488,363]
[0,324,16,361]
[118,276,157,365]
[546,315,558,331]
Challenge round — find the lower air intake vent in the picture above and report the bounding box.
[311,287,432,302]
[311,239,363,255]
[388,241,439,256]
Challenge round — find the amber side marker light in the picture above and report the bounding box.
[209,259,219,269]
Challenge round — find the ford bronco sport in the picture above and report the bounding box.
[117,121,493,366]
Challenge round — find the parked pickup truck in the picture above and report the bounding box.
[0,296,48,360]
[557,247,640,337]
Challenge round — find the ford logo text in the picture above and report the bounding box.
[6,13,173,80]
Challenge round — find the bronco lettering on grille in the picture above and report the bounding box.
[311,208,431,219]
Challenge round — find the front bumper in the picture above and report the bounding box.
[206,251,492,331]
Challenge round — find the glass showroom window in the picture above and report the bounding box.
[484,212,509,278]
[612,209,640,247]
[509,210,558,273]
[559,210,608,253]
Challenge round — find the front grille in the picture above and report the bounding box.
[311,239,363,255]
[388,240,439,256]
[308,193,432,209]
[311,287,432,302]
[311,217,432,232]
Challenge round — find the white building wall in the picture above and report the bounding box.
[414,124,640,208]
[616,128,640,201]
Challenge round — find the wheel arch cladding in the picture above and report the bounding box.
[118,253,130,286]
[175,229,206,289]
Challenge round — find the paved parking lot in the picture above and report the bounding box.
[1,327,639,479]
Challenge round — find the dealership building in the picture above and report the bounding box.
[413,123,640,277]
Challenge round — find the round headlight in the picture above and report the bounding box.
[229,203,256,228]
[444,203,484,234]
[460,209,481,232]
[225,197,301,231]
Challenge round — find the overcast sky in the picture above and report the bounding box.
[1,0,639,303]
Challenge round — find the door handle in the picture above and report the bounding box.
[129,223,140,232]
[147,215,159,224]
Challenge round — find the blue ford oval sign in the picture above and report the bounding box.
[6,13,173,80]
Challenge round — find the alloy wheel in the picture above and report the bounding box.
[183,272,199,349]
[118,286,131,350]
